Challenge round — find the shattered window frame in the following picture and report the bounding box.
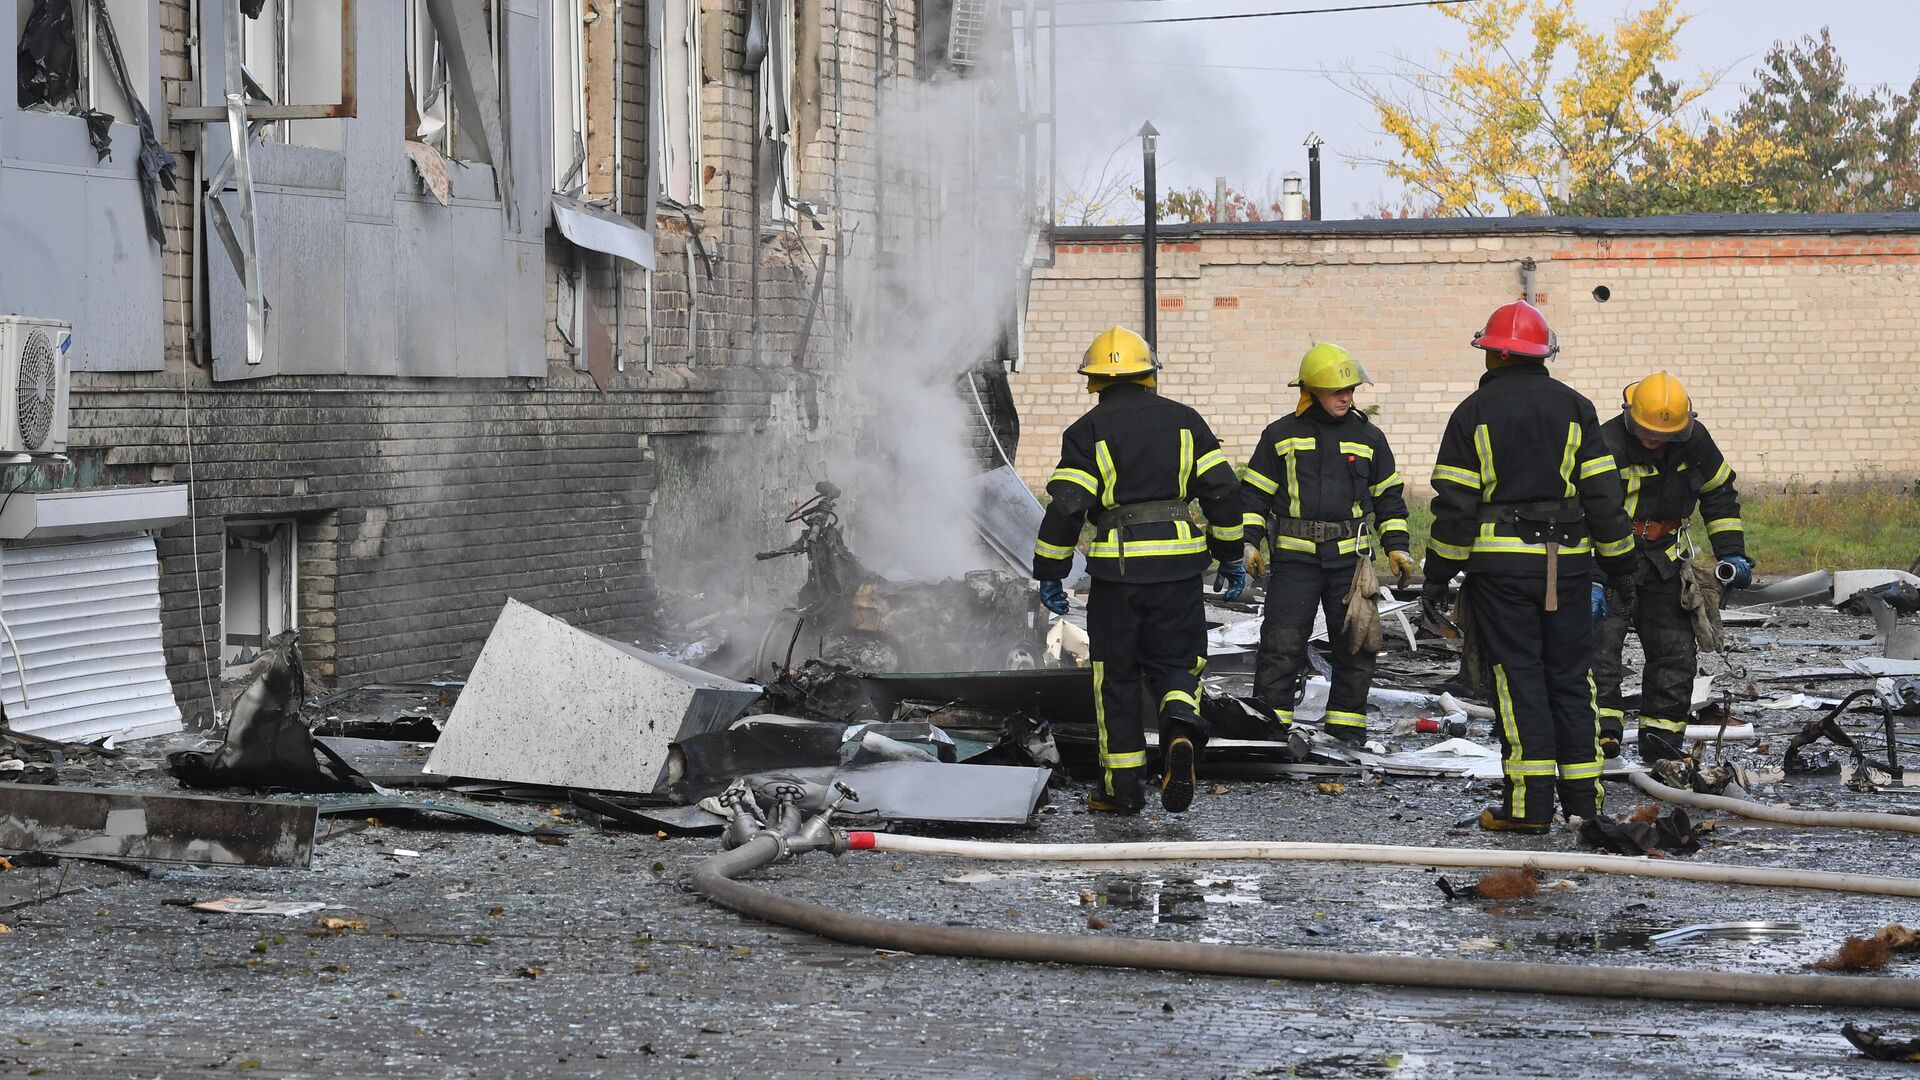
[237,0,347,151]
[655,0,702,208]
[14,0,154,126]
[221,518,298,673]
[403,0,502,170]
[758,0,798,226]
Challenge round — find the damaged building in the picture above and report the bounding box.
[0,0,1045,738]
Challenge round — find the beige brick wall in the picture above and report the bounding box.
[1017,228,1920,497]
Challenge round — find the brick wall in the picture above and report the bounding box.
[1017,221,1920,496]
[67,0,948,724]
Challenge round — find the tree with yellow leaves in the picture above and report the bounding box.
[1349,0,1794,216]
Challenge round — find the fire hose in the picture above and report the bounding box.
[1628,770,1920,834]
[692,826,1920,1010]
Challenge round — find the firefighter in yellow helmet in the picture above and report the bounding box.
[1237,343,1415,747]
[1592,371,1752,765]
[1033,327,1245,815]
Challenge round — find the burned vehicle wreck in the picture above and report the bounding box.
[750,481,1051,675]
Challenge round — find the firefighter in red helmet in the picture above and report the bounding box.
[1419,300,1636,834]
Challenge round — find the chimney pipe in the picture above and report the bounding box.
[1281,175,1304,221]
[1139,122,1160,350]
[1214,176,1226,223]
[1305,132,1324,221]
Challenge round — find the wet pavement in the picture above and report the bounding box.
[3,609,1919,1077]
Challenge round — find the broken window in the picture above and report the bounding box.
[223,519,296,670]
[238,0,346,151]
[15,0,151,123]
[655,0,702,207]
[404,0,501,167]
[551,0,623,199]
[752,0,798,225]
[552,0,588,193]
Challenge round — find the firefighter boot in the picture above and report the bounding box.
[1088,767,1145,815]
[1478,807,1552,835]
[1160,723,1200,813]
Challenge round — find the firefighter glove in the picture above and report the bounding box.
[1243,542,1268,580]
[1610,574,1637,612]
[1038,579,1070,616]
[1719,554,1755,589]
[1590,582,1608,623]
[1214,560,1250,602]
[1386,549,1418,589]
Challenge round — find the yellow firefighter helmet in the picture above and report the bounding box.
[1079,326,1159,380]
[1622,371,1696,442]
[1289,342,1371,391]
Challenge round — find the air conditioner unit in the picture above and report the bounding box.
[0,316,72,456]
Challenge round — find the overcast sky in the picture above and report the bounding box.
[1045,0,1918,219]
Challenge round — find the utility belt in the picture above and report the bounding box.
[1632,517,1684,542]
[1477,498,1584,612]
[1092,500,1192,574]
[1270,517,1362,543]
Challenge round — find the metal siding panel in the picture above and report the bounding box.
[395,200,458,377]
[0,159,162,373]
[0,535,183,741]
[83,170,165,371]
[504,3,551,239]
[507,239,546,377]
[344,1,403,224]
[343,220,402,374]
[454,208,511,377]
[270,189,350,375]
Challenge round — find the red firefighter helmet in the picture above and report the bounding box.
[1471,299,1557,359]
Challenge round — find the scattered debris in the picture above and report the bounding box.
[1472,868,1540,900]
[1578,807,1700,856]
[1648,922,1802,948]
[167,633,358,793]
[0,783,318,867]
[1843,1023,1920,1062]
[1434,869,1540,902]
[1813,924,1918,972]
[190,898,328,917]
[315,796,572,838]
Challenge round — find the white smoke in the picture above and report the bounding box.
[827,61,1032,580]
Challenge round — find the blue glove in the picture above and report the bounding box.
[1720,554,1755,589]
[1591,582,1608,623]
[1038,579,1069,616]
[1214,560,1250,602]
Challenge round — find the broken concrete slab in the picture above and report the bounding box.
[424,599,760,795]
[0,783,317,868]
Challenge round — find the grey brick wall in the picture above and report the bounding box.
[49,0,1036,727]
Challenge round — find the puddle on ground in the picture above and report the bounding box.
[1084,875,1266,925]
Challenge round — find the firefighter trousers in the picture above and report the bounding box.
[1593,562,1694,763]
[1251,559,1377,736]
[1086,576,1209,798]
[1468,572,1605,824]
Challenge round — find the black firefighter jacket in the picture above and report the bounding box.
[1237,403,1412,568]
[1032,383,1242,585]
[1599,414,1747,581]
[1426,364,1635,582]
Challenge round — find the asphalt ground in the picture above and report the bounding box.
[4,608,1918,1078]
